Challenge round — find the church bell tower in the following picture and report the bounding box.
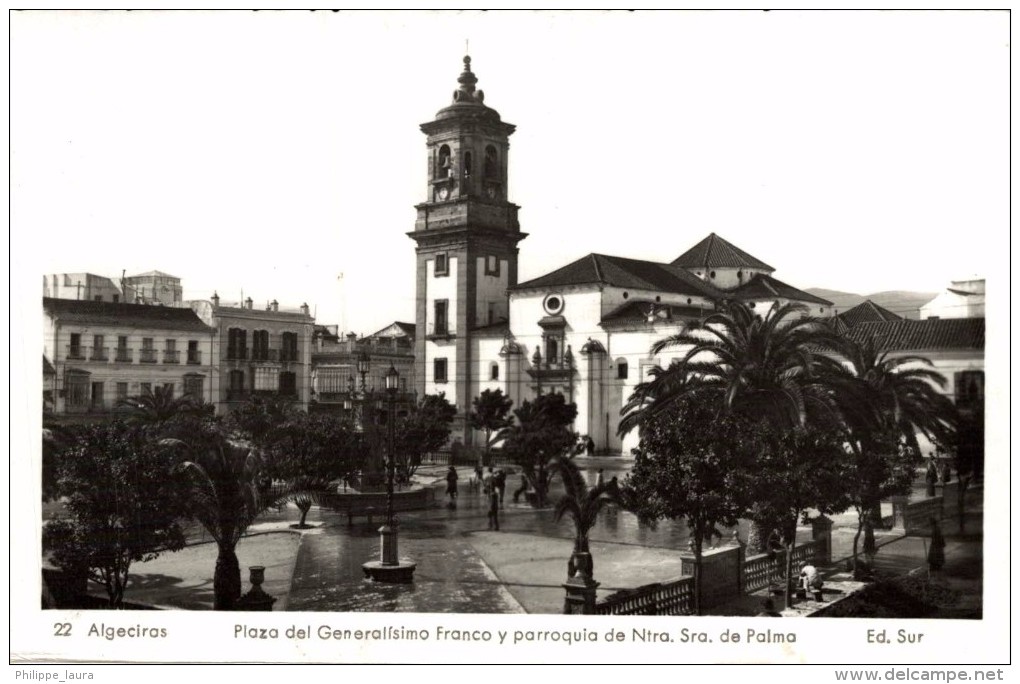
[409,55,526,439]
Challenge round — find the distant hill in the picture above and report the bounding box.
[805,289,936,320]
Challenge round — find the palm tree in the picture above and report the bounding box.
[620,299,843,552]
[621,300,842,434]
[163,428,289,610]
[550,455,622,583]
[118,384,206,423]
[827,335,958,564]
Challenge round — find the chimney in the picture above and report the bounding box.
[211,291,220,308]
[300,302,310,316]
[271,299,279,312]
[245,297,253,310]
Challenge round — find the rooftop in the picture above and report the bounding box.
[845,318,985,352]
[731,273,833,306]
[671,233,774,271]
[836,300,903,328]
[512,253,723,299]
[43,298,213,332]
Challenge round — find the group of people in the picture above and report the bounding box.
[444,463,508,530]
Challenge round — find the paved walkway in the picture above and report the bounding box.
[113,462,983,616]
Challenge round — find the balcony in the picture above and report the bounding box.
[140,349,158,364]
[89,346,109,362]
[250,348,279,363]
[66,345,86,361]
[280,349,301,364]
[115,348,133,363]
[163,350,180,364]
[425,323,454,341]
[227,348,249,361]
[187,350,202,365]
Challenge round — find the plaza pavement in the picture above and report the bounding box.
[113,461,984,617]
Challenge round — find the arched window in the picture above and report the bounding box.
[484,145,498,178]
[463,151,473,178]
[490,363,499,381]
[546,336,558,364]
[437,145,451,178]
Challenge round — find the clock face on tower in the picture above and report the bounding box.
[437,186,450,201]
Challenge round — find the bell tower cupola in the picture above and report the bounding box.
[408,55,527,438]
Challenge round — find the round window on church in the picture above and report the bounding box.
[543,294,564,315]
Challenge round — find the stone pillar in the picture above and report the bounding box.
[563,576,599,614]
[234,566,276,611]
[810,515,834,565]
[680,544,743,610]
[380,524,398,566]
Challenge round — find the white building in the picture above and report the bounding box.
[410,56,833,454]
[920,278,985,320]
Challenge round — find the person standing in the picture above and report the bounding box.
[494,468,507,507]
[513,473,529,504]
[925,457,938,498]
[595,468,605,489]
[487,486,500,531]
[586,435,595,457]
[445,465,458,508]
[483,466,495,495]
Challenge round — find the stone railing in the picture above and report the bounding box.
[595,577,695,616]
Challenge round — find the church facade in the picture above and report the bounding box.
[411,57,834,454]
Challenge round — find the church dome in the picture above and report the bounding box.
[434,55,504,123]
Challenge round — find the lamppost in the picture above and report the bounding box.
[362,363,416,583]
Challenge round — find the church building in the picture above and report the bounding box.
[410,57,834,454]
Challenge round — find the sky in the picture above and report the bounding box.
[12,10,1009,335]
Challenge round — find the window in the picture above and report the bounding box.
[65,373,89,408]
[433,300,449,335]
[228,328,247,360]
[187,340,201,364]
[164,338,179,363]
[68,333,83,359]
[434,253,449,277]
[485,255,500,276]
[490,363,500,381]
[116,382,129,401]
[140,382,152,395]
[437,145,451,178]
[955,371,984,408]
[91,382,104,409]
[317,366,349,394]
[545,336,559,365]
[183,375,204,399]
[463,151,472,178]
[112,294,119,303]
[484,145,498,178]
[617,361,629,380]
[252,330,270,361]
[281,332,299,362]
[254,367,279,391]
[280,372,297,397]
[434,358,448,383]
[91,335,105,360]
[162,383,174,398]
[710,271,717,279]
[141,337,156,363]
[228,370,245,397]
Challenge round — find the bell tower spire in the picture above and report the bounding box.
[408,55,527,440]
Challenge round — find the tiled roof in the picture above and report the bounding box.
[512,253,723,299]
[671,233,774,271]
[730,274,833,306]
[845,318,985,352]
[601,300,714,326]
[370,321,417,339]
[836,300,903,328]
[43,298,213,332]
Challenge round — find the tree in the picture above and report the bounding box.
[620,398,757,615]
[164,422,287,611]
[827,335,958,559]
[392,393,456,482]
[42,421,189,607]
[224,394,296,446]
[550,455,622,585]
[468,389,514,465]
[751,424,852,610]
[264,412,365,527]
[620,300,843,435]
[499,393,578,507]
[619,299,843,553]
[117,384,210,424]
